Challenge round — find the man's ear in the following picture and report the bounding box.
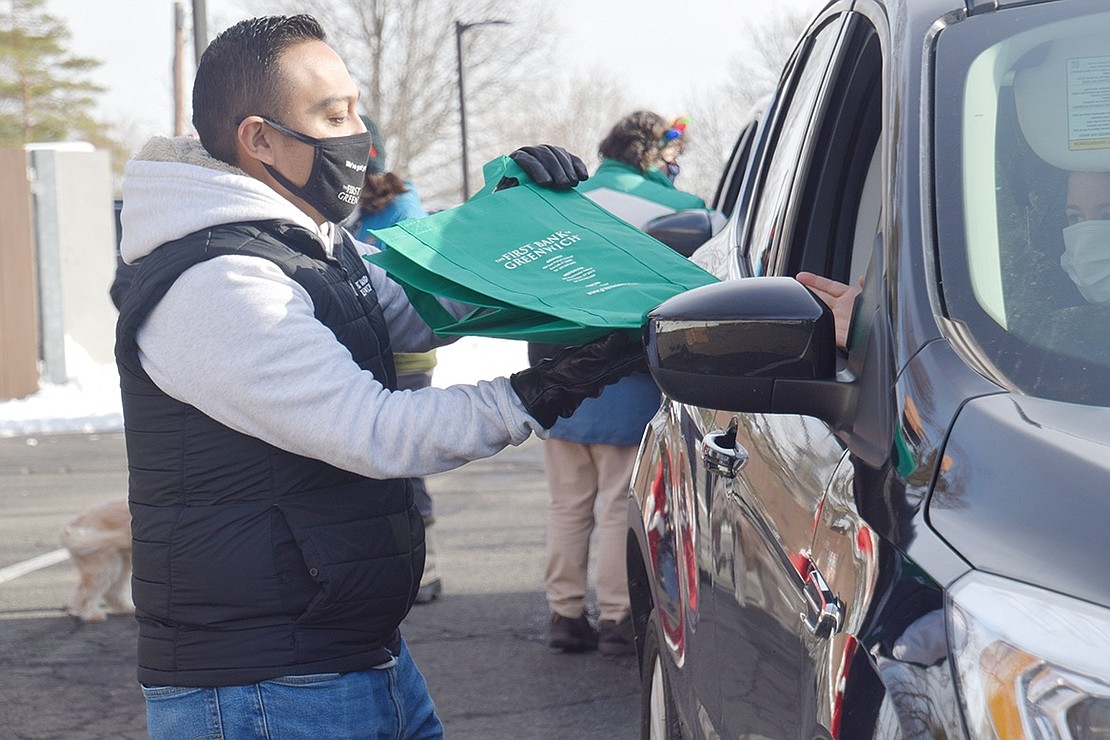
[237,116,276,166]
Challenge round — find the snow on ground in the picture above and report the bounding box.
[0,336,529,439]
[428,336,529,388]
[0,339,124,438]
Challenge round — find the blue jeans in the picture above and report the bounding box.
[141,639,442,739]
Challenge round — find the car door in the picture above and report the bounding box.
[733,12,888,738]
[632,398,731,732]
[710,96,768,220]
[683,8,866,739]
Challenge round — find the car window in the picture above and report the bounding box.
[934,4,1110,405]
[712,119,755,218]
[782,17,883,285]
[712,98,767,217]
[744,16,846,277]
[850,145,882,284]
[691,101,771,282]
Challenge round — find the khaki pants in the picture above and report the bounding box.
[543,438,636,623]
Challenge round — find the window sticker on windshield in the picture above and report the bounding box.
[1067,55,1110,150]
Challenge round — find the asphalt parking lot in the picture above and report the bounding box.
[0,432,639,739]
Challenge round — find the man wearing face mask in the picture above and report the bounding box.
[116,15,643,739]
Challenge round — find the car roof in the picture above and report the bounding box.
[848,0,1060,23]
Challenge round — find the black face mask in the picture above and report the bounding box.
[261,118,371,223]
[664,161,681,183]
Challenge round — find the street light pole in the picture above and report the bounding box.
[192,0,208,65]
[455,19,508,203]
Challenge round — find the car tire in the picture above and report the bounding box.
[640,610,682,740]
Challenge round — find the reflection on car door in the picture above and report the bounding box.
[635,400,729,730]
[712,411,847,737]
[690,10,853,738]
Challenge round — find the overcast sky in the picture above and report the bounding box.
[46,0,823,145]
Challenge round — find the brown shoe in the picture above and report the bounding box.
[597,617,635,656]
[548,611,598,652]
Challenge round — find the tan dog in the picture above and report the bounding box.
[59,499,133,623]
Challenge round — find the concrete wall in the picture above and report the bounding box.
[29,148,117,385]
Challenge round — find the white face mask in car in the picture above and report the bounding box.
[1060,220,1110,306]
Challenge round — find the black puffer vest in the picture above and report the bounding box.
[115,220,423,687]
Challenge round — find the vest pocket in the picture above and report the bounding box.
[274,497,419,628]
[270,506,318,617]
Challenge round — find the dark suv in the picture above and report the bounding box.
[627,0,1110,737]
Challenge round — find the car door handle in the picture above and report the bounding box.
[800,562,843,640]
[701,428,748,479]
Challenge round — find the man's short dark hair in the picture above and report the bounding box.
[192,15,326,166]
[598,110,668,172]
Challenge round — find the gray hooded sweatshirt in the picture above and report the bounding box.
[119,136,543,480]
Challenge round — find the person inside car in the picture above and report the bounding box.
[1060,169,1110,307]
[1009,34,1110,357]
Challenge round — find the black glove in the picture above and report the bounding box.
[510,331,646,428]
[505,145,589,189]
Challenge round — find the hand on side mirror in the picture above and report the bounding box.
[795,272,861,350]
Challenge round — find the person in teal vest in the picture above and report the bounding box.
[534,111,712,656]
[576,111,711,230]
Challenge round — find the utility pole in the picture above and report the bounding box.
[173,2,187,135]
[455,19,509,203]
[192,0,208,65]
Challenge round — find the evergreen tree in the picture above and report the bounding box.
[0,0,103,146]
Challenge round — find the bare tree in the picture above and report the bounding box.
[675,93,762,204]
[725,6,818,113]
[495,70,634,171]
[0,0,139,185]
[679,4,819,202]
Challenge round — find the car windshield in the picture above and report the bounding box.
[936,2,1110,405]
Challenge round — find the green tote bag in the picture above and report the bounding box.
[363,155,717,343]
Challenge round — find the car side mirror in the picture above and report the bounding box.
[645,210,716,257]
[644,277,855,426]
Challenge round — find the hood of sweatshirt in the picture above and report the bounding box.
[119,136,325,264]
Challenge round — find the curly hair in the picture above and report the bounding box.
[597,110,669,172]
[358,172,411,212]
[192,15,326,166]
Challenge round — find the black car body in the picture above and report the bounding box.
[627,0,1110,737]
